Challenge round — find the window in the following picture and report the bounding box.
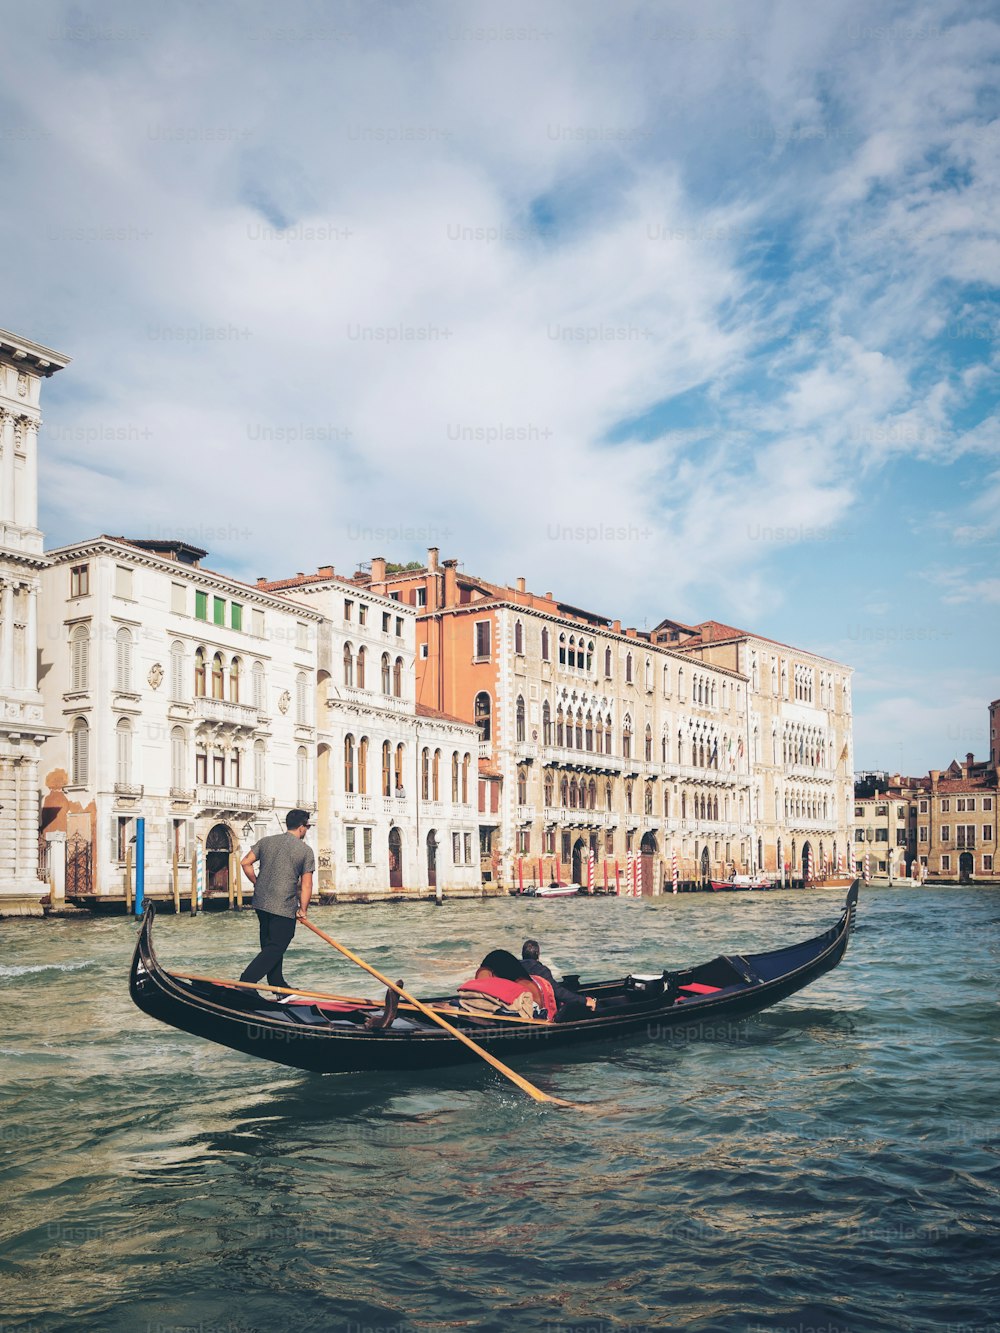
[344,599,353,621]
[452,832,462,863]
[941,799,950,812]
[229,657,241,702]
[415,587,426,608]
[517,766,527,804]
[461,753,470,803]
[70,624,90,692]
[252,608,265,637]
[941,825,951,842]
[296,672,308,725]
[116,721,133,789]
[644,724,652,762]
[984,826,994,842]
[171,582,186,614]
[419,643,428,659]
[381,653,391,693]
[395,617,403,638]
[474,621,491,661]
[919,799,928,813]
[363,827,373,865]
[195,591,208,621]
[252,661,265,711]
[346,827,356,864]
[941,855,951,871]
[983,798,993,811]
[622,715,632,760]
[358,604,368,626]
[231,602,242,631]
[956,825,975,849]
[541,627,550,661]
[170,641,185,701]
[382,612,390,633]
[514,620,524,654]
[297,747,308,804]
[254,740,265,794]
[875,828,888,842]
[625,652,633,684]
[393,657,403,697]
[194,647,206,697]
[474,692,491,741]
[516,695,526,743]
[170,727,187,789]
[604,646,612,678]
[432,749,441,801]
[356,646,366,690]
[344,735,355,793]
[358,737,369,795]
[71,717,89,785]
[115,627,133,693]
[919,826,928,843]
[517,829,530,855]
[343,643,354,687]
[984,855,994,872]
[464,832,472,864]
[211,652,224,699]
[70,564,90,598]
[395,744,406,795]
[212,596,225,626]
[114,565,133,599]
[195,750,207,785]
[451,752,460,802]
[421,748,430,801]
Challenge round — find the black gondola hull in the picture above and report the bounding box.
[129,883,858,1074]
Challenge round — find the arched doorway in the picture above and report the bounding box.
[801,840,813,885]
[426,830,437,889]
[699,845,710,886]
[571,837,586,886]
[959,851,973,883]
[207,823,233,893]
[640,831,657,896]
[388,827,403,890]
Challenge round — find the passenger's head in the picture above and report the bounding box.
[521,939,541,962]
[285,809,311,832]
[476,949,531,982]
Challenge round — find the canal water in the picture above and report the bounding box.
[1,886,997,1333]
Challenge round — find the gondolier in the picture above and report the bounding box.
[239,809,315,992]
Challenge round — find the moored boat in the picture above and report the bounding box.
[129,884,859,1075]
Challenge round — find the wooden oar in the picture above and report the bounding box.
[170,971,551,1025]
[299,914,578,1108]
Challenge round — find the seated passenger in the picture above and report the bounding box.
[521,939,598,1019]
[457,948,556,1021]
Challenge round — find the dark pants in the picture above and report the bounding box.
[240,910,297,989]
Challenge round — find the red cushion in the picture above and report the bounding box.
[678,982,722,994]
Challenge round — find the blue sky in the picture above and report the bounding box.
[1,0,997,774]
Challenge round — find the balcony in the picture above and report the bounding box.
[328,686,411,715]
[479,740,493,761]
[541,745,623,774]
[193,697,259,730]
[195,784,269,813]
[343,793,373,814]
[114,783,143,803]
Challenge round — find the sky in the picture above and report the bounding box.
[1,0,997,776]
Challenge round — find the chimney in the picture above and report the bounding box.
[545,591,553,601]
[256,577,268,588]
[612,619,621,634]
[371,556,386,583]
[442,558,458,606]
[318,565,334,578]
[516,577,526,593]
[625,627,637,638]
[428,547,439,572]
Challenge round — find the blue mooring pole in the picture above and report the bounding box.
[134,817,145,917]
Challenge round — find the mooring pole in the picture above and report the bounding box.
[134,818,145,917]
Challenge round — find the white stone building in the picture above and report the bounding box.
[260,568,482,897]
[0,328,70,907]
[38,537,321,899]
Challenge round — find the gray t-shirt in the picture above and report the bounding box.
[249,832,316,918]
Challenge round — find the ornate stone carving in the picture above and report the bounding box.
[278,689,291,714]
[16,372,28,398]
[147,662,164,689]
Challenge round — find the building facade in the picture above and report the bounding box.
[654,619,855,883]
[38,538,321,898]
[363,550,755,892]
[260,568,482,897]
[0,328,70,905]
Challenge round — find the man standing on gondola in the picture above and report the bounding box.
[239,809,315,993]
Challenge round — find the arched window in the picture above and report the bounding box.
[560,776,569,806]
[229,656,241,703]
[595,713,604,754]
[461,753,470,803]
[585,711,594,750]
[604,646,612,677]
[357,736,369,794]
[645,658,653,692]
[625,780,634,813]
[356,646,366,690]
[645,724,653,761]
[344,735,355,793]
[343,642,354,687]
[254,739,266,794]
[395,743,405,794]
[116,718,132,785]
[115,627,133,693]
[451,751,460,802]
[662,663,670,696]
[194,647,206,697]
[541,627,550,661]
[252,661,265,711]
[71,624,90,693]
[211,652,224,700]
[575,710,583,749]
[296,747,308,805]
[381,653,391,693]
[625,652,633,684]
[393,657,403,697]
[542,700,551,745]
[569,777,578,809]
[514,620,524,654]
[588,778,597,810]
[169,640,185,702]
[382,741,393,797]
[644,783,653,815]
[517,766,527,804]
[605,780,613,811]
[604,716,613,755]
[421,748,430,801]
[71,717,89,785]
[516,695,526,743]
[558,633,567,665]
[555,705,564,747]
[544,770,554,805]
[622,714,632,759]
[296,671,309,725]
[474,692,491,741]
[432,749,441,801]
[171,726,187,790]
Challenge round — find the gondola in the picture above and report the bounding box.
[129,882,859,1075]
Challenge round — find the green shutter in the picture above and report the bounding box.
[231,602,243,631]
[213,597,225,625]
[195,591,207,621]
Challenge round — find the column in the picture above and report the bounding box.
[24,584,37,692]
[0,411,14,525]
[18,418,38,529]
[0,578,13,690]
